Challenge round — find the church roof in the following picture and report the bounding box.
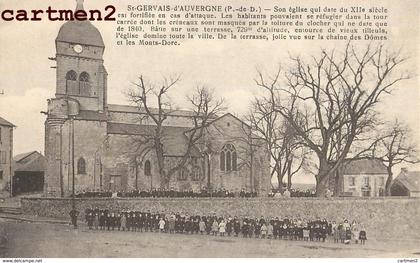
[0,116,15,127]
[107,122,201,157]
[76,110,107,121]
[56,20,105,47]
[107,104,196,117]
[341,158,387,175]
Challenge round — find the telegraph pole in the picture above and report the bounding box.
[70,116,75,210]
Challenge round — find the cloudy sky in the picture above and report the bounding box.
[0,0,418,184]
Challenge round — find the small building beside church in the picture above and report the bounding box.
[13,151,47,196]
[0,116,14,195]
[391,168,420,197]
[43,1,270,197]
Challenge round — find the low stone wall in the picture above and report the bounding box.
[21,197,420,240]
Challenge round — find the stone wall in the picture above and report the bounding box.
[21,197,420,240]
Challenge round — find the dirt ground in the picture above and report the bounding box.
[1,218,419,258]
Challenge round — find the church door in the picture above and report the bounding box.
[109,175,122,192]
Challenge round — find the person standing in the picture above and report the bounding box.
[212,219,219,236]
[332,221,339,243]
[303,221,310,241]
[345,227,352,245]
[261,223,268,239]
[267,222,273,239]
[159,217,166,233]
[169,214,176,234]
[351,220,360,244]
[233,217,241,237]
[120,213,127,231]
[219,219,226,237]
[94,212,100,230]
[248,220,255,238]
[99,211,105,230]
[69,209,79,229]
[199,218,206,234]
[359,225,367,245]
[226,217,233,237]
[87,212,94,230]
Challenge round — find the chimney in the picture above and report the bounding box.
[401,167,408,173]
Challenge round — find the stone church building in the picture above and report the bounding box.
[44,1,270,197]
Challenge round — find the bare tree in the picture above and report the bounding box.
[256,42,410,196]
[371,120,419,195]
[127,75,225,188]
[248,95,308,193]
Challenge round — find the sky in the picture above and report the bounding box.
[0,0,419,184]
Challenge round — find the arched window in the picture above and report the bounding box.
[66,70,77,81]
[77,157,86,174]
[191,166,202,181]
[66,70,78,94]
[79,72,91,96]
[144,160,151,176]
[220,144,237,172]
[220,151,225,171]
[232,151,237,171]
[226,151,231,171]
[178,168,188,181]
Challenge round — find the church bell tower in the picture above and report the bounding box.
[44,0,108,196]
[54,0,107,112]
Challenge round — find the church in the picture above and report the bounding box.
[44,1,270,197]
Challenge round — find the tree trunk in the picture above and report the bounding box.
[287,166,292,191]
[385,165,393,196]
[276,165,284,193]
[333,169,340,197]
[159,170,170,189]
[316,162,331,197]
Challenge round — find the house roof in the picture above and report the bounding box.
[0,116,15,127]
[394,170,420,192]
[341,158,387,175]
[14,151,37,163]
[13,151,47,172]
[107,122,201,157]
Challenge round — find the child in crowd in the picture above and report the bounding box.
[267,222,273,239]
[199,218,206,234]
[303,225,310,241]
[339,223,345,243]
[159,217,166,233]
[344,227,352,245]
[212,219,219,236]
[219,220,226,236]
[94,213,100,230]
[84,209,371,247]
[260,223,267,238]
[351,220,359,244]
[359,225,367,245]
[332,221,339,243]
[120,213,127,231]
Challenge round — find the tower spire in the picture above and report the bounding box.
[76,0,84,11]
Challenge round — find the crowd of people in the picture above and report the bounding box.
[268,188,318,198]
[73,189,258,198]
[74,208,367,245]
